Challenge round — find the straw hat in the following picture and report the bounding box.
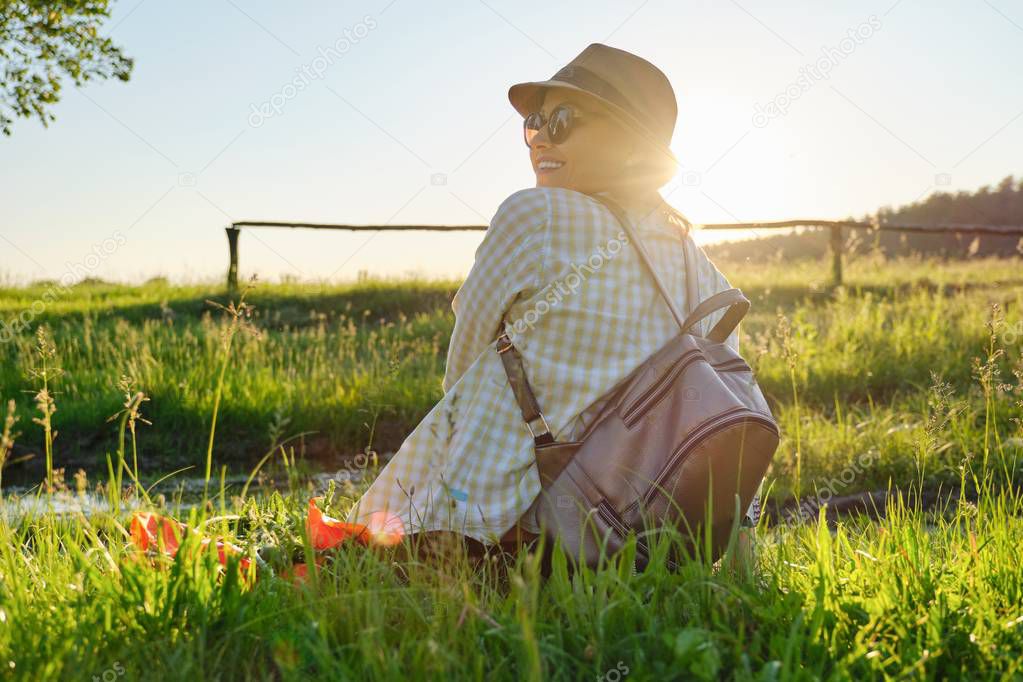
[508,43,678,163]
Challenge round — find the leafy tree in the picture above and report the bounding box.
[0,0,132,136]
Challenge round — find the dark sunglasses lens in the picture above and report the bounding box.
[548,107,573,144]
[523,112,544,146]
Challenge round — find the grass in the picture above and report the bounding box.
[0,254,1021,679]
[2,481,1022,680]
[0,276,458,477]
[1,255,1019,501]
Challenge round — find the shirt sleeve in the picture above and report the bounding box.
[703,249,741,354]
[442,189,549,394]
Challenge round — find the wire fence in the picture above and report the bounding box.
[224,220,1023,290]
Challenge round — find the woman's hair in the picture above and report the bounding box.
[661,198,694,237]
[624,189,692,238]
[599,109,694,237]
[618,123,695,238]
[628,132,678,191]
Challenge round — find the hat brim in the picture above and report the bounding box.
[508,79,677,164]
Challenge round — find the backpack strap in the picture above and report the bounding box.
[590,193,693,330]
[590,193,750,342]
[492,192,748,448]
[496,329,556,446]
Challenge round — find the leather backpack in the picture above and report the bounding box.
[495,193,780,571]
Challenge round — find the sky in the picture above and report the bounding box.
[2,0,1021,285]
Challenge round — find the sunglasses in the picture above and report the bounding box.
[523,104,598,147]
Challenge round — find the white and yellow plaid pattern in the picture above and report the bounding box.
[346,187,761,544]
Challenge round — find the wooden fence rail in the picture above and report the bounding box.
[225,220,1023,291]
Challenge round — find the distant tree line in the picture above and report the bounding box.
[704,175,1023,262]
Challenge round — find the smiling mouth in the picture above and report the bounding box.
[536,159,565,173]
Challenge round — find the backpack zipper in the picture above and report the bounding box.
[714,359,752,373]
[620,349,701,427]
[621,354,754,429]
[597,498,678,572]
[619,408,778,517]
[597,499,652,566]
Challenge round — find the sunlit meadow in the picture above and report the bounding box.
[0,253,1021,680]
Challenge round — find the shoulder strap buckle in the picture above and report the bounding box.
[526,413,552,442]
[496,330,514,353]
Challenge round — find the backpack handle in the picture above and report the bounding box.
[590,193,749,343]
[679,288,750,343]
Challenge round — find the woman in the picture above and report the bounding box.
[346,43,760,568]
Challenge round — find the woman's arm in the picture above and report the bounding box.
[442,189,549,394]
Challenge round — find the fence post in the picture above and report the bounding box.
[829,224,843,286]
[225,226,240,292]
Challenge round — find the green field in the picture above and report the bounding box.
[1,254,1022,680]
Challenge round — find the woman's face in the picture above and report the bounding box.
[528,88,636,195]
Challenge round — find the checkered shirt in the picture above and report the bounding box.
[346,187,762,544]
